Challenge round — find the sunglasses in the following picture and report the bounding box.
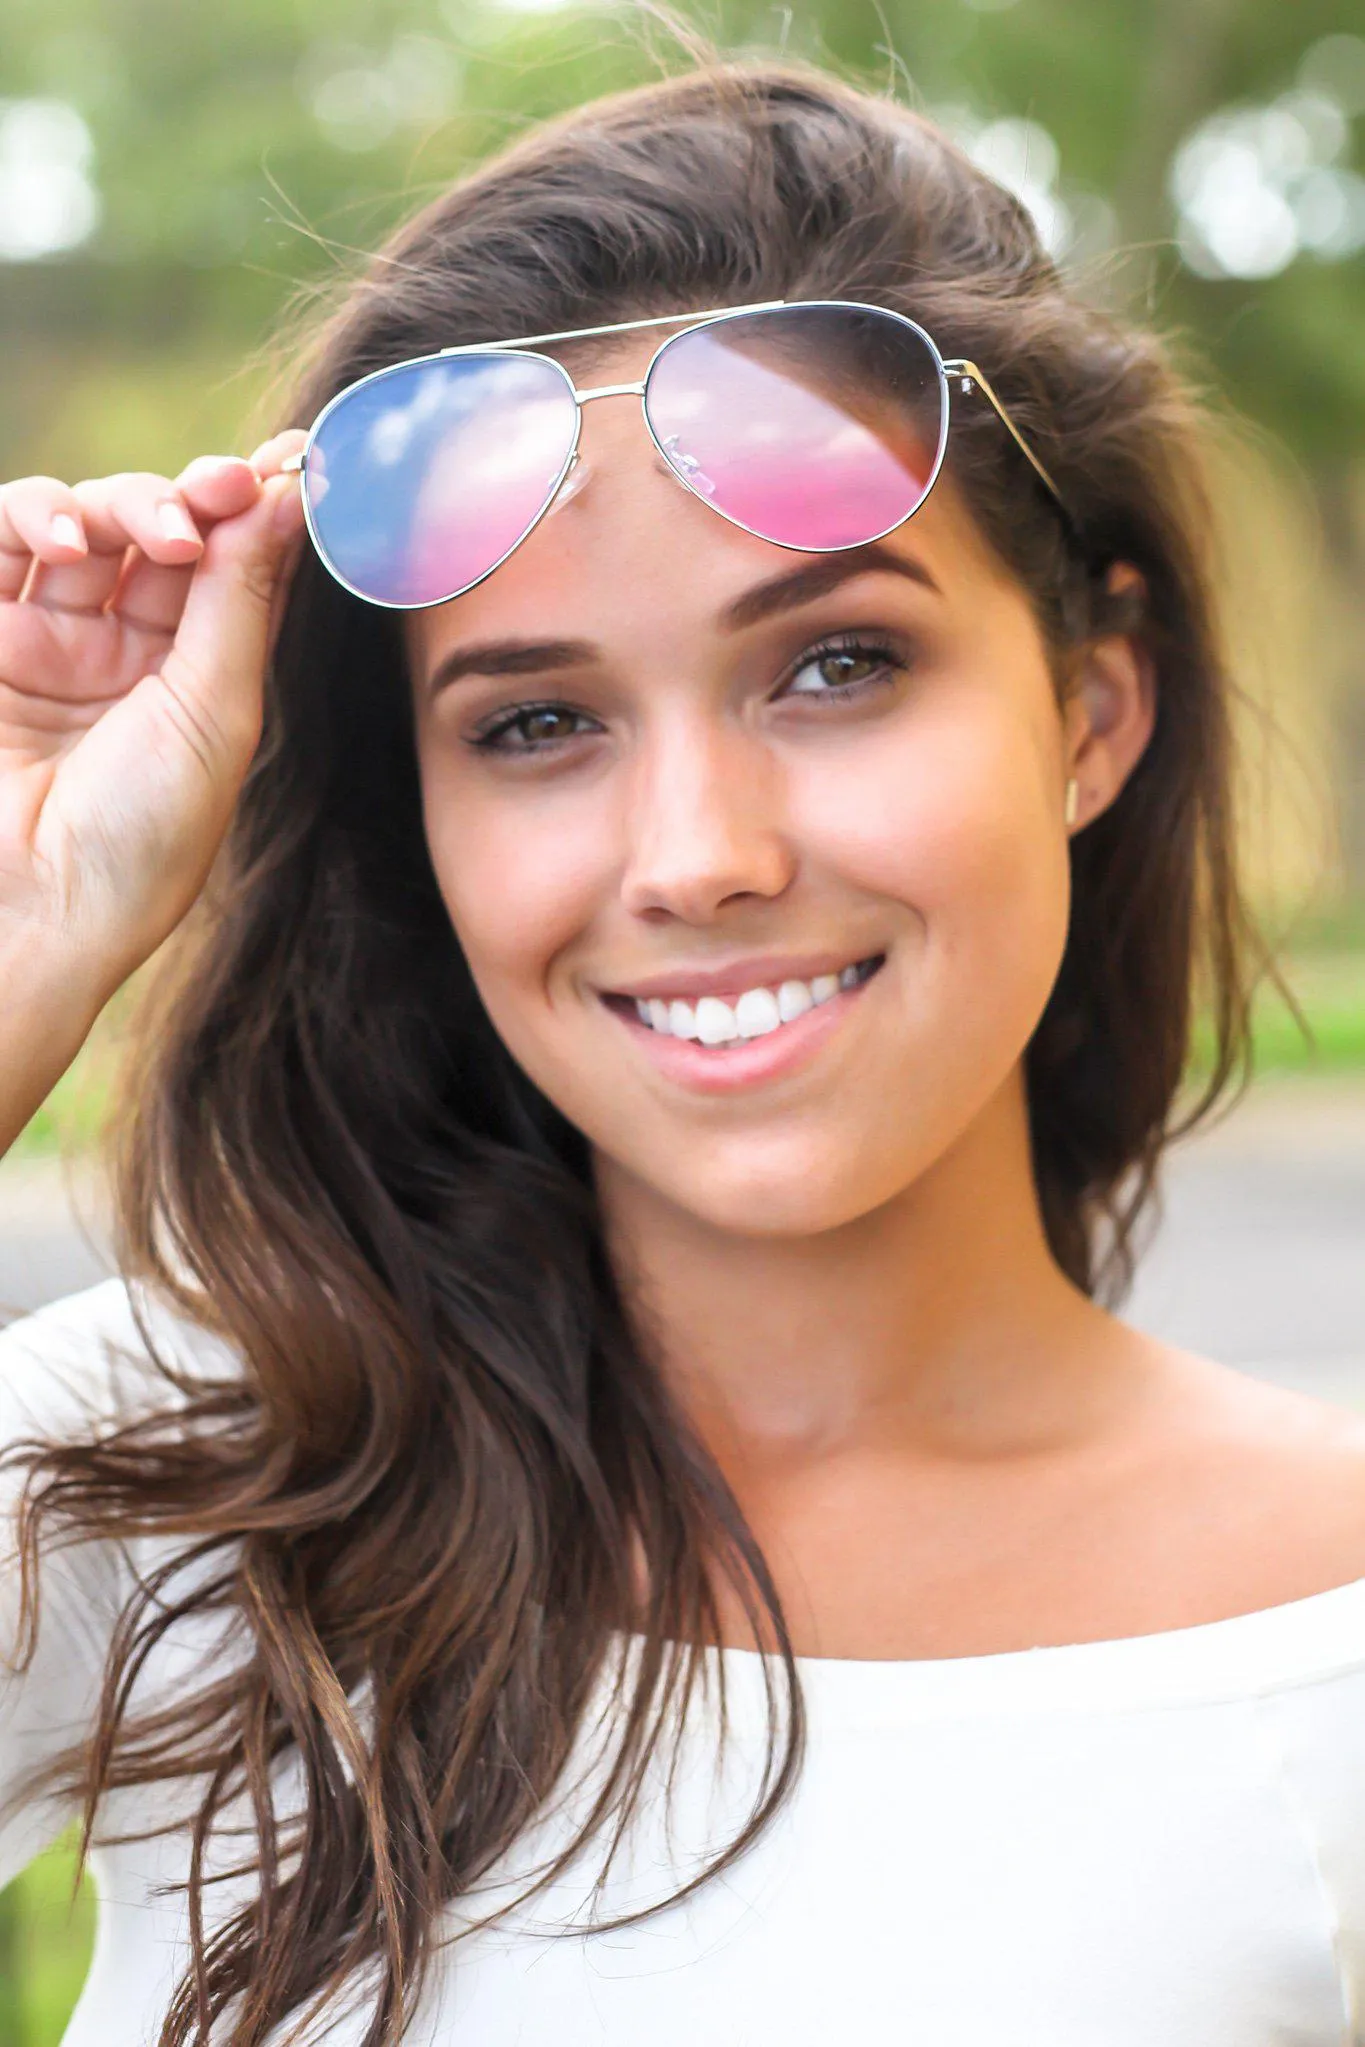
[282,298,1068,611]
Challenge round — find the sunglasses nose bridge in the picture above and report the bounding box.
[574,379,647,403]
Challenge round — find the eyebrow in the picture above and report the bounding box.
[423,540,940,699]
[722,541,940,630]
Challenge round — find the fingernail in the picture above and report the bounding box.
[270,473,304,535]
[51,512,87,553]
[157,500,201,546]
[188,454,251,479]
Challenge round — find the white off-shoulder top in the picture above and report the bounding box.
[4,1280,1365,2046]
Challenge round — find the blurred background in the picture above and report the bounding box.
[1,0,1363,2038]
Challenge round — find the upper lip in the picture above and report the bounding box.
[597,951,882,1003]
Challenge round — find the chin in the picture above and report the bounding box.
[615,1127,933,1241]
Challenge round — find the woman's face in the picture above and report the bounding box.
[405,346,1133,1238]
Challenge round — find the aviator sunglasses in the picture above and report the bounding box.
[282,298,1069,610]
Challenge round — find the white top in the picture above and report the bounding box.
[6,1280,1365,2046]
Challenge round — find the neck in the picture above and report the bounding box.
[596,1069,1111,1479]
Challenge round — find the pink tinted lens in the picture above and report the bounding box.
[305,352,578,607]
[643,305,946,550]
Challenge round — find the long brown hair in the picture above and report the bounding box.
[9,54,1256,2047]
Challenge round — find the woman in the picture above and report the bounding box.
[3,56,1365,2047]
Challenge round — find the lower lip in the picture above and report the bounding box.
[602,973,878,1095]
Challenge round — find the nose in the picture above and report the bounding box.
[620,716,796,924]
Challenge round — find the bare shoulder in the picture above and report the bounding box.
[1145,1339,1365,1584]
[1163,1343,1365,1464]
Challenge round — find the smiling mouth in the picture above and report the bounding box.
[603,955,885,1051]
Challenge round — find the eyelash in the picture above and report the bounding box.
[466,631,907,756]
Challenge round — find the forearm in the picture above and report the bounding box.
[0,928,113,1158]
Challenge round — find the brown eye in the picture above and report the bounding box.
[783,639,899,698]
[472,702,600,753]
[820,651,879,687]
[517,707,579,745]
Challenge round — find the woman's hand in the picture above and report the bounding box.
[0,434,305,979]
[0,433,307,1147]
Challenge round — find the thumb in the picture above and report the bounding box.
[159,473,305,768]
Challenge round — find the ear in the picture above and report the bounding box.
[1063,563,1157,835]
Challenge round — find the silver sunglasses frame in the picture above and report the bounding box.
[282,297,1069,613]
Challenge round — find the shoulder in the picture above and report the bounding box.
[1151,1344,1365,1601]
[1169,1348,1365,1475]
[0,1277,243,1455]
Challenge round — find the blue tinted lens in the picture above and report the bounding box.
[303,351,578,607]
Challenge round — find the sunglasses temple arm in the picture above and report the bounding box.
[943,360,1071,525]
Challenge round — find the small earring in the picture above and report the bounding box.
[1064,778,1080,827]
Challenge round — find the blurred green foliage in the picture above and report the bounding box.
[1,0,1363,471]
[0,1839,95,2047]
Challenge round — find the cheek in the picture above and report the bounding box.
[418,750,613,1011]
[795,685,1071,999]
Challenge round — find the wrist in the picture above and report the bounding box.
[0,911,122,1017]
[0,920,121,1155]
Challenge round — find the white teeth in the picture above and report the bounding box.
[629,960,877,1045]
[694,996,738,1046]
[735,988,781,1038]
[777,979,813,1024]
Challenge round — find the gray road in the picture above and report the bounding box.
[3,1076,1364,1403]
[1122,1080,1365,1405]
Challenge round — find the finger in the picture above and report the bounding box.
[110,459,263,635]
[176,454,262,521]
[100,553,193,639]
[248,429,308,481]
[0,476,91,601]
[155,473,304,773]
[5,463,256,618]
[28,471,207,618]
[26,543,134,621]
[243,437,307,661]
[70,472,207,565]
